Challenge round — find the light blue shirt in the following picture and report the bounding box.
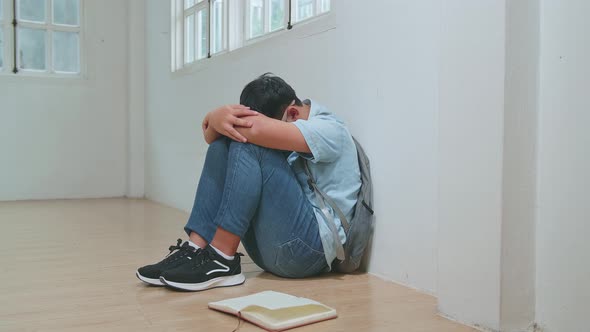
[288,100,361,269]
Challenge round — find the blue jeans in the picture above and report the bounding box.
[184,138,328,278]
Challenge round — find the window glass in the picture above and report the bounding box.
[53,0,80,26]
[18,0,46,23]
[184,14,195,63]
[270,0,285,32]
[18,27,47,70]
[197,9,208,59]
[296,0,313,22]
[211,0,224,54]
[53,31,79,73]
[249,0,264,38]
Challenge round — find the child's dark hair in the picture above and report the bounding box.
[240,73,303,120]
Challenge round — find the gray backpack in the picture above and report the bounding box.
[304,137,374,273]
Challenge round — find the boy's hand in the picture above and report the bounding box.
[207,105,258,142]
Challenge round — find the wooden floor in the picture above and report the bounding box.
[0,199,475,332]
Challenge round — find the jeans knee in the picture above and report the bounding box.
[229,140,256,149]
[228,140,264,157]
[229,141,287,161]
[209,137,230,150]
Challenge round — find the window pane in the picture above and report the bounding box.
[319,0,330,14]
[249,0,263,39]
[196,9,208,60]
[53,0,80,26]
[270,0,285,31]
[184,14,195,64]
[18,27,46,70]
[184,0,195,10]
[18,0,46,23]
[0,0,3,21]
[184,0,205,9]
[296,0,313,22]
[53,31,79,73]
[0,27,3,69]
[211,0,224,54]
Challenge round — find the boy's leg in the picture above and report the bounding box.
[202,141,327,278]
[163,141,326,289]
[136,138,232,286]
[239,155,327,278]
[183,137,232,245]
[187,141,302,251]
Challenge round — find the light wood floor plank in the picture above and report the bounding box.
[0,199,475,331]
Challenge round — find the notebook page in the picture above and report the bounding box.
[210,291,322,312]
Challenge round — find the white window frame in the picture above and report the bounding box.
[244,0,288,42]
[293,0,330,24]
[171,0,331,73]
[293,0,314,23]
[0,0,84,77]
[183,0,208,64]
[210,0,228,55]
[0,0,12,73]
[171,0,228,71]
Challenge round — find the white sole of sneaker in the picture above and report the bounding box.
[160,273,246,291]
[136,270,165,286]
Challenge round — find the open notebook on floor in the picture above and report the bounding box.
[208,291,337,332]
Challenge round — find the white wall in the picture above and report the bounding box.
[0,0,132,200]
[437,1,506,330]
[500,0,539,330]
[127,0,146,198]
[437,2,547,330]
[145,0,440,293]
[535,1,590,331]
[0,0,146,201]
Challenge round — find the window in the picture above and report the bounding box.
[0,0,82,75]
[172,0,330,71]
[246,0,329,40]
[294,0,331,23]
[179,0,227,66]
[246,0,287,39]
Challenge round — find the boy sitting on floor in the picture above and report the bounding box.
[137,73,360,291]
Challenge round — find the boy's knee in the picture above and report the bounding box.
[208,137,230,151]
[228,140,279,160]
[229,140,259,152]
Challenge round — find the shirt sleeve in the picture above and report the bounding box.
[293,115,346,163]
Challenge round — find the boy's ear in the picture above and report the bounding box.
[282,106,299,121]
[288,107,300,120]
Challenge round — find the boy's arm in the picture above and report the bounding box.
[234,115,311,153]
[203,121,222,144]
[202,105,258,144]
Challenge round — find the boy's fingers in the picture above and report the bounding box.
[228,128,247,143]
[224,125,247,143]
[224,130,240,142]
[228,104,250,111]
[233,109,258,117]
[234,118,253,127]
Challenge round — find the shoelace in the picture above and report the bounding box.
[192,248,213,267]
[191,247,244,267]
[167,239,184,254]
[162,239,195,262]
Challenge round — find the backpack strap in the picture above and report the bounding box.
[303,161,347,261]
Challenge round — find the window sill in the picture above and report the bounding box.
[0,70,87,85]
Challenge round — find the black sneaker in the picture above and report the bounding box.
[160,245,245,291]
[136,239,200,286]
